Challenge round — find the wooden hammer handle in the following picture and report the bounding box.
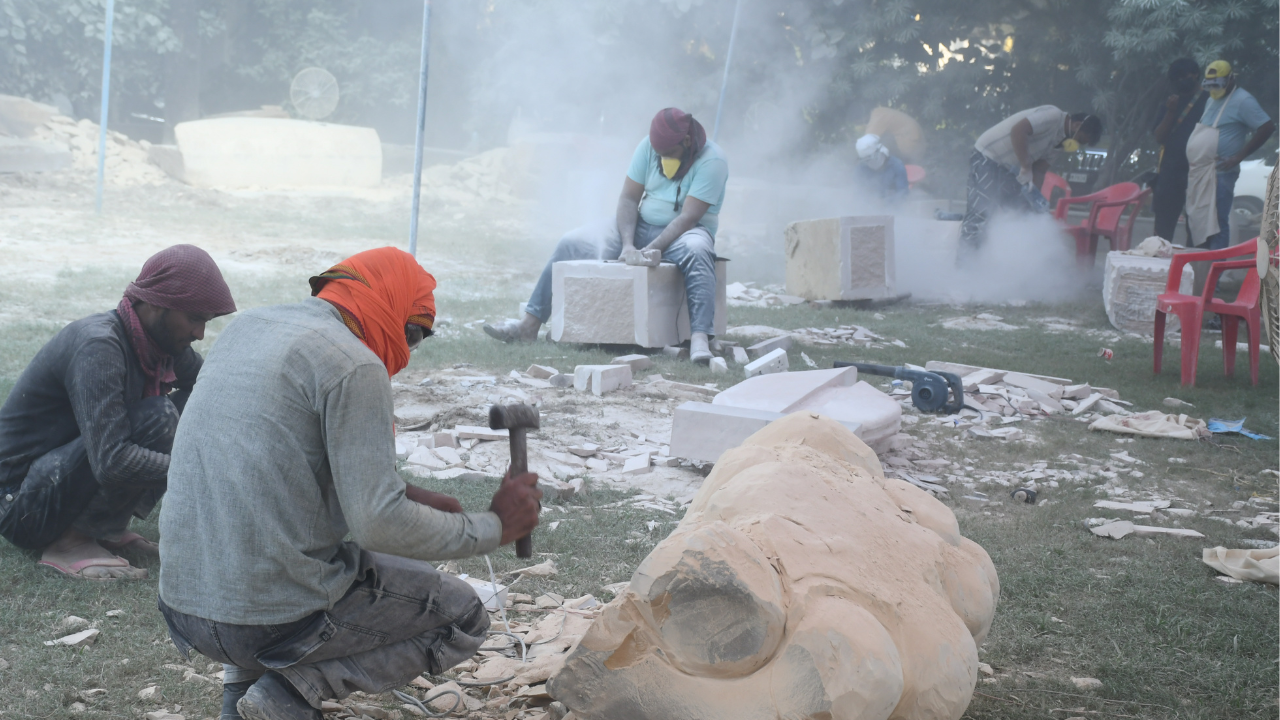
[509,428,535,558]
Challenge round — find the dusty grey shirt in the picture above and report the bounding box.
[159,298,501,625]
[974,105,1068,169]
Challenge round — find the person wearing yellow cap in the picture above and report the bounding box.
[1184,60,1275,249]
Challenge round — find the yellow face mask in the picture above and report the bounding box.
[1061,138,1081,153]
[1208,87,1228,101]
[661,156,681,179]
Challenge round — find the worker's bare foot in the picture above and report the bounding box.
[483,313,542,343]
[39,529,148,580]
[100,531,161,556]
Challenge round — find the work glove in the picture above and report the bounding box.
[1016,166,1033,187]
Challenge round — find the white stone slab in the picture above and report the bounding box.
[784,215,896,301]
[454,426,508,441]
[461,576,508,613]
[746,334,793,359]
[611,354,653,372]
[621,455,652,475]
[668,402,864,463]
[526,364,558,379]
[407,447,447,470]
[1002,372,1064,399]
[592,365,633,396]
[744,348,789,378]
[711,367,900,453]
[710,357,728,374]
[433,446,464,467]
[175,117,381,188]
[549,259,727,347]
[1103,252,1193,335]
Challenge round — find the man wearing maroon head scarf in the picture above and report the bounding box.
[485,107,729,363]
[0,244,235,580]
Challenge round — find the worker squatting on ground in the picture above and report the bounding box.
[1151,58,1209,245]
[957,106,1103,263]
[853,133,909,203]
[155,248,542,720]
[1183,60,1274,250]
[0,245,235,580]
[484,107,729,364]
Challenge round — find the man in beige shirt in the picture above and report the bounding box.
[959,106,1103,263]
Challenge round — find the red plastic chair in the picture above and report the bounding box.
[1041,172,1072,212]
[1203,242,1276,385]
[1154,238,1258,386]
[1054,182,1150,266]
[905,164,926,188]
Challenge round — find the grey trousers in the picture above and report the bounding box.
[158,550,490,708]
[0,395,177,549]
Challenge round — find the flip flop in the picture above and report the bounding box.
[99,531,160,556]
[38,556,147,581]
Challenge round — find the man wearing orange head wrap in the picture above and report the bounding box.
[156,248,541,720]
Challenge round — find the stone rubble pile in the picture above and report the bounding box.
[31,114,170,185]
[725,323,903,350]
[724,281,806,308]
[393,364,706,492]
[413,147,529,210]
[901,361,1134,438]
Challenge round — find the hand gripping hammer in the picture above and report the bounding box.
[488,403,540,558]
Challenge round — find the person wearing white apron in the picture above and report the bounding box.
[1185,61,1276,249]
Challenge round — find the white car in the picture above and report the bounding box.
[1233,150,1275,220]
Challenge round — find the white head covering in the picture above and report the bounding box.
[856,133,888,170]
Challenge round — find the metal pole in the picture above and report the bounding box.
[409,0,431,255]
[95,0,116,214]
[711,0,743,143]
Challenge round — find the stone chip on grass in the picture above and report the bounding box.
[58,615,90,631]
[1071,677,1103,690]
[44,628,98,647]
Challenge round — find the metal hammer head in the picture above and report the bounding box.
[489,403,540,432]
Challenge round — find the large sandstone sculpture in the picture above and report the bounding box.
[548,413,998,720]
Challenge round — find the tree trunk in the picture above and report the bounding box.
[162,0,201,144]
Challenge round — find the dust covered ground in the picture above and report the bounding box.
[0,165,1277,720]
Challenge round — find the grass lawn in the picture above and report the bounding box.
[0,201,1276,717]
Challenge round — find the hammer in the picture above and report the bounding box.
[488,403,540,558]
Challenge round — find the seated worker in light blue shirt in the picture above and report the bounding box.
[485,108,729,363]
[853,133,909,203]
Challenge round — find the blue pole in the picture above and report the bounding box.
[711,0,743,143]
[95,0,116,214]
[409,0,431,255]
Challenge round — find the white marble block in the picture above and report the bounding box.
[712,366,901,453]
[744,348,789,378]
[572,364,633,395]
[784,215,895,301]
[175,117,382,188]
[550,259,728,347]
[1103,252,1193,335]
[669,402,863,463]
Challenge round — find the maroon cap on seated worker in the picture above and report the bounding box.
[649,107,707,158]
[125,244,236,316]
